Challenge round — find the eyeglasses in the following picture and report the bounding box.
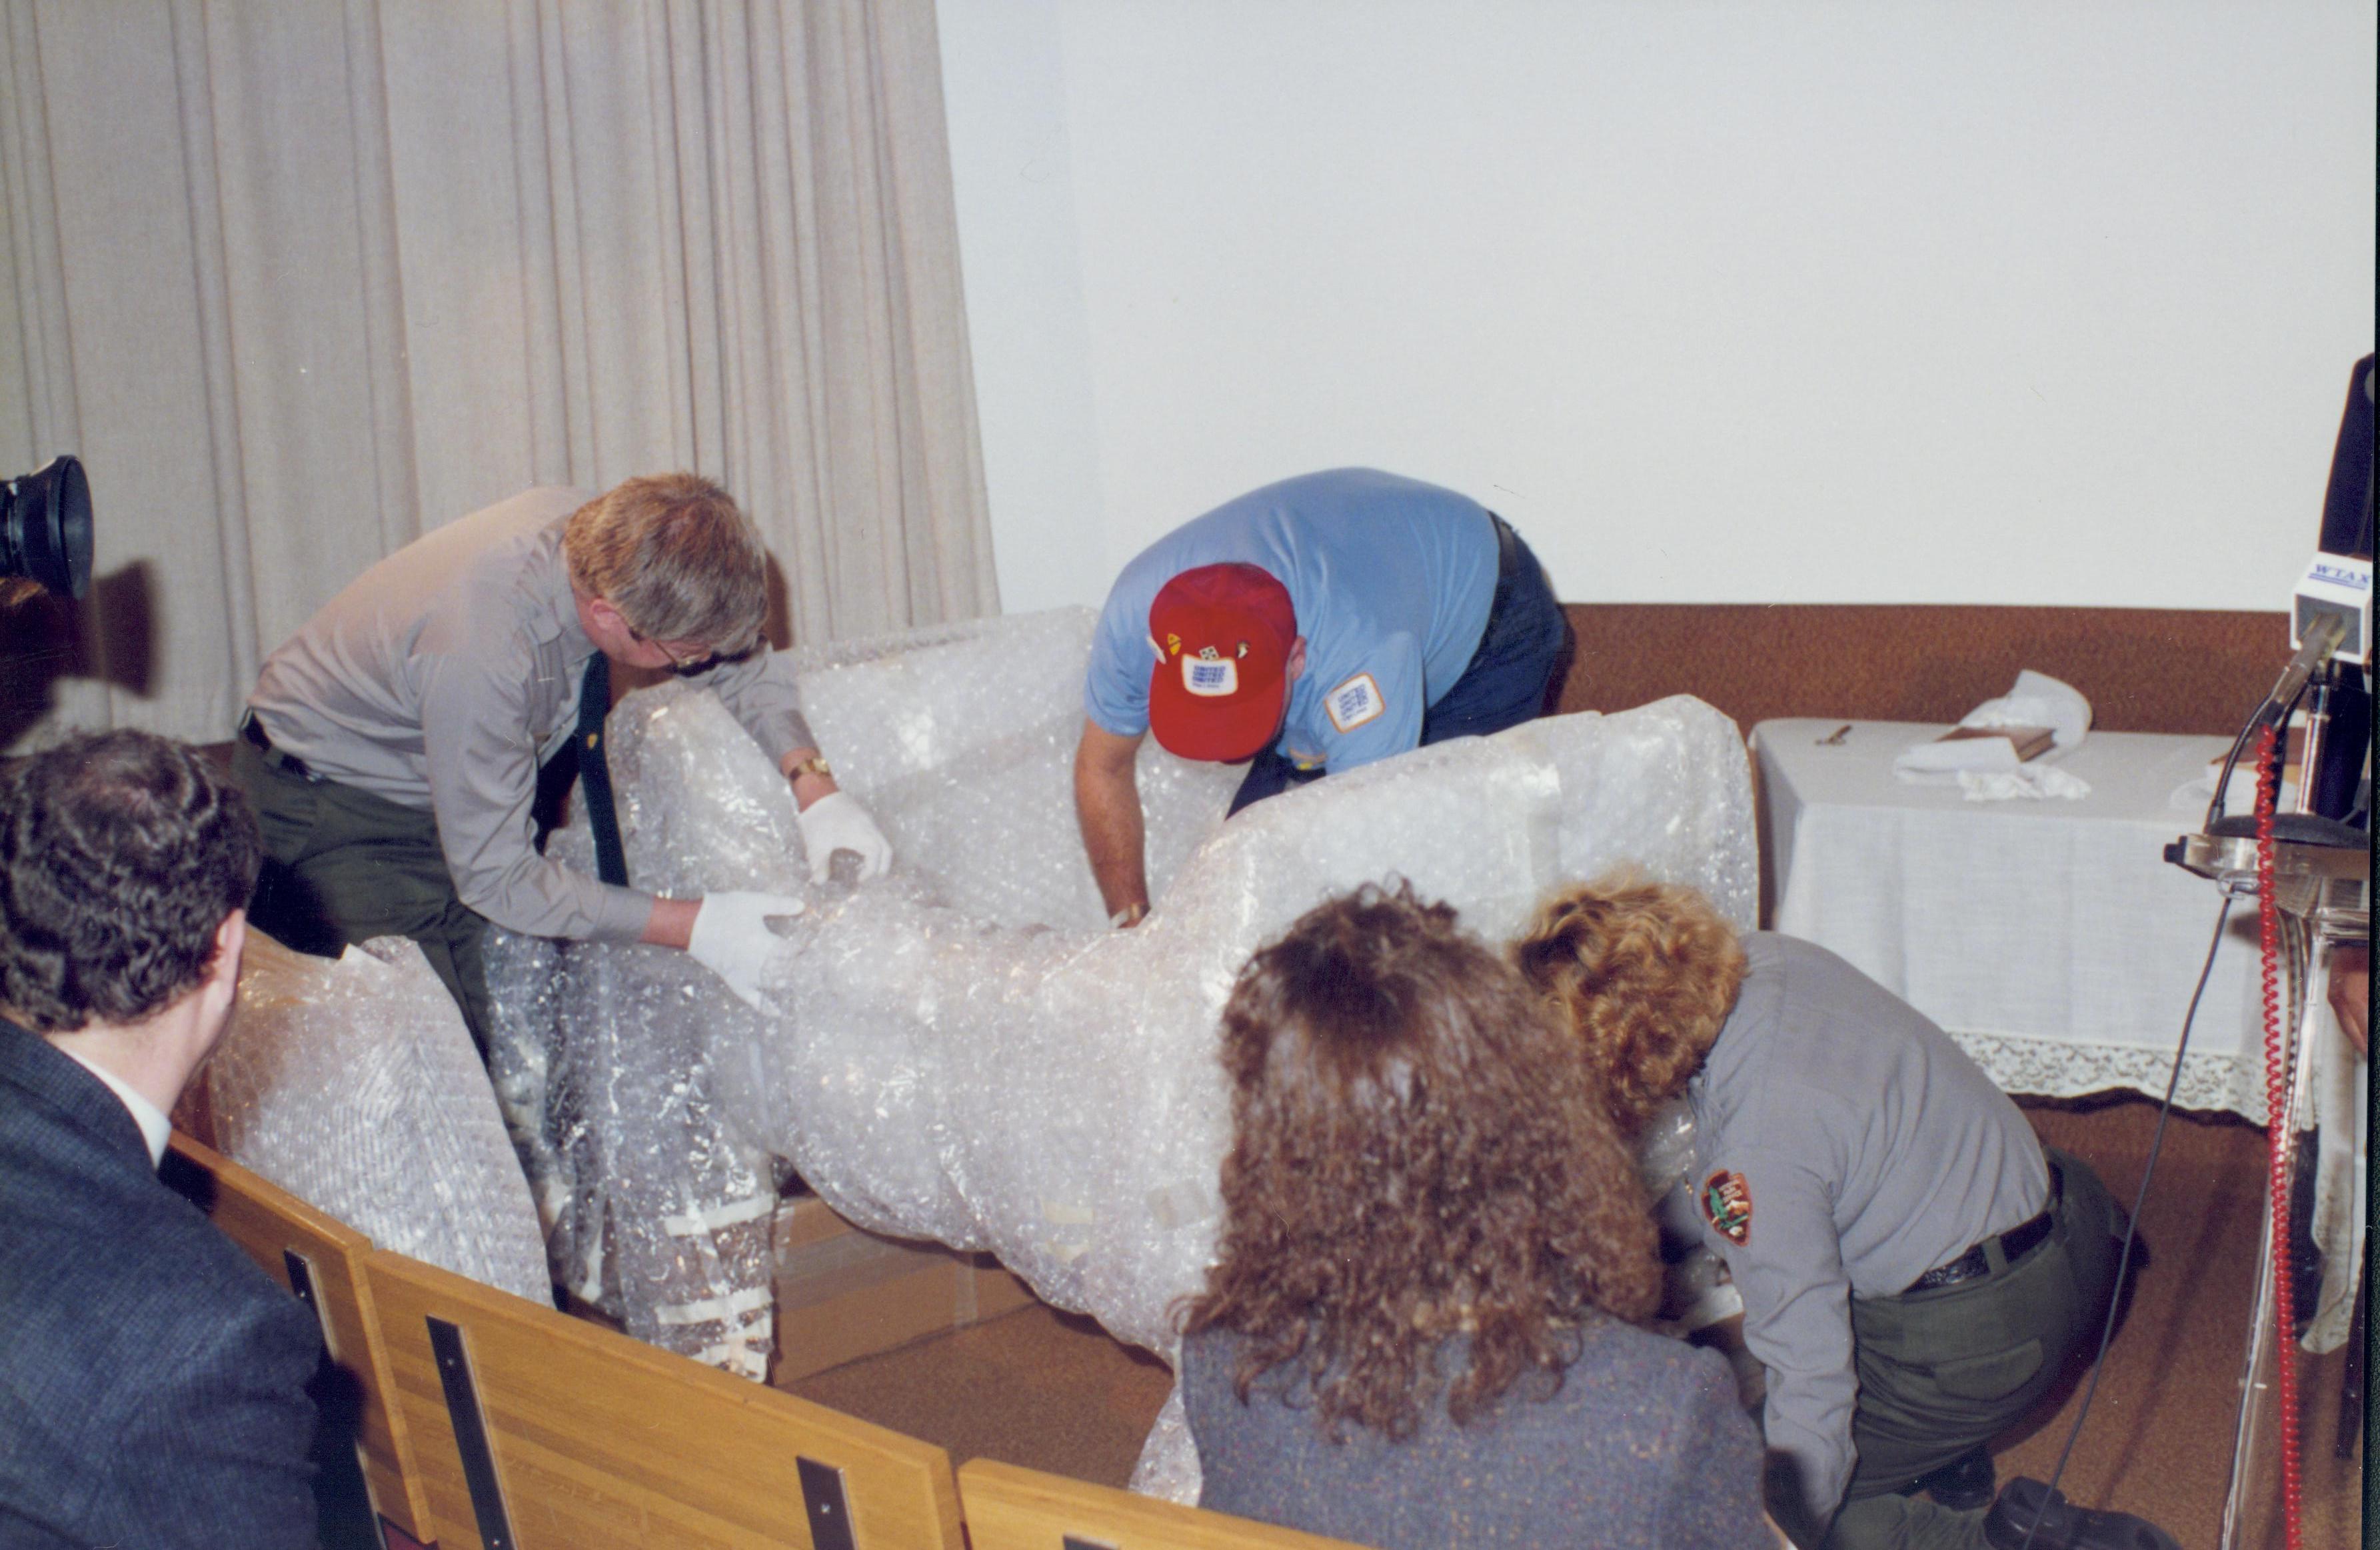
[629,628,722,679]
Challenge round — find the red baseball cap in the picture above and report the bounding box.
[1146,563,1296,763]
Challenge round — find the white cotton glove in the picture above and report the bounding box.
[794,790,894,883]
[686,891,806,1010]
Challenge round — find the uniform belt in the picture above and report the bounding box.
[239,711,320,782]
[1905,1178,2059,1295]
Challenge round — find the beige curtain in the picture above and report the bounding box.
[0,0,996,750]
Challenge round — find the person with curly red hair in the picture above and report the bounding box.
[1516,875,2179,1550]
[1179,883,1769,1550]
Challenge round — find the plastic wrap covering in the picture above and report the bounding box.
[1128,1387,1202,1500]
[782,607,1243,929]
[484,711,792,1379]
[209,934,551,1305]
[487,609,1757,1471]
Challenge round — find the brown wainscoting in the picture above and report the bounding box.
[1552,604,2291,738]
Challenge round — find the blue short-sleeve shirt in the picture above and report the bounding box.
[1085,469,1500,773]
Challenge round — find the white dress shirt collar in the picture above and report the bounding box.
[59,1047,171,1169]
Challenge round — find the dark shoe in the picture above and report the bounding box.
[1912,1446,1996,1511]
[1983,1477,2181,1550]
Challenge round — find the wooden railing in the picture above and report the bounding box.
[166,1132,1374,1550]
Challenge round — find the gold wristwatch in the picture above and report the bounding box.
[790,753,833,781]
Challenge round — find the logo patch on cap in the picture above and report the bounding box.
[1182,649,1240,698]
[1701,1169,1753,1247]
[1324,673,1384,733]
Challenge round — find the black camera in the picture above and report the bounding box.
[1,455,93,599]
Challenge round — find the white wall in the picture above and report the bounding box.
[939,1,2375,615]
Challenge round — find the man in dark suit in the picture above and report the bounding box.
[0,730,320,1547]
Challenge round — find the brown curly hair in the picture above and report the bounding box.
[1510,873,1748,1141]
[0,731,261,1032]
[1180,882,1660,1442]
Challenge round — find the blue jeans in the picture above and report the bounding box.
[1228,514,1569,815]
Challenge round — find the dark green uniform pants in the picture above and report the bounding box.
[231,739,496,1058]
[1821,1148,2123,1550]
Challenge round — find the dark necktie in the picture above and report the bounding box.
[576,652,630,887]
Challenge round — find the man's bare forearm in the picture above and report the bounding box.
[778,746,838,811]
[641,894,700,949]
[1074,721,1150,921]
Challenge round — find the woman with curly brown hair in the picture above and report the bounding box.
[1515,876,2175,1550]
[1179,883,1768,1550]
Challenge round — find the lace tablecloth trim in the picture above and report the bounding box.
[1944,1028,2265,1123]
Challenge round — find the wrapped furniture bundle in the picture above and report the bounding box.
[202,933,553,1305]
[486,609,1757,1461]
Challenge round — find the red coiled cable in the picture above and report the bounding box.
[2252,721,2302,1550]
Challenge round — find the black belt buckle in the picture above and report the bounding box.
[1907,1201,2057,1295]
[1909,1245,1991,1294]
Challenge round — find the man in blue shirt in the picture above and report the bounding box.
[1075,468,1567,925]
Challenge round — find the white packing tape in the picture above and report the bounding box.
[653,1285,776,1326]
[661,1191,778,1237]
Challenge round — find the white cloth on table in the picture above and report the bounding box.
[1758,718,2263,1118]
[1956,765,2091,803]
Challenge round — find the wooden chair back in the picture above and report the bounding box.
[162,1133,437,1547]
[958,1458,1377,1550]
[363,1247,965,1549]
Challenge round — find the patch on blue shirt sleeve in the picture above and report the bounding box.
[1324,672,1385,733]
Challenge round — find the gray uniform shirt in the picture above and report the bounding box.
[247,487,814,943]
[1684,933,2049,1532]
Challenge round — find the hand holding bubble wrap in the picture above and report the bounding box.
[687,891,808,1009]
[792,790,894,883]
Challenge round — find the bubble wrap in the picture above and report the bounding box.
[209,934,551,1304]
[483,707,795,1380]
[485,610,1244,1379]
[486,608,1758,1476]
[780,607,1244,927]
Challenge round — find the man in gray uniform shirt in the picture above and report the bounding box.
[1518,877,2181,1550]
[235,474,891,1047]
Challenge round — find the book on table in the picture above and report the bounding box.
[1936,725,2057,762]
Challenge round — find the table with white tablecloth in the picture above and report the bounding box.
[1753,717,2276,1119]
